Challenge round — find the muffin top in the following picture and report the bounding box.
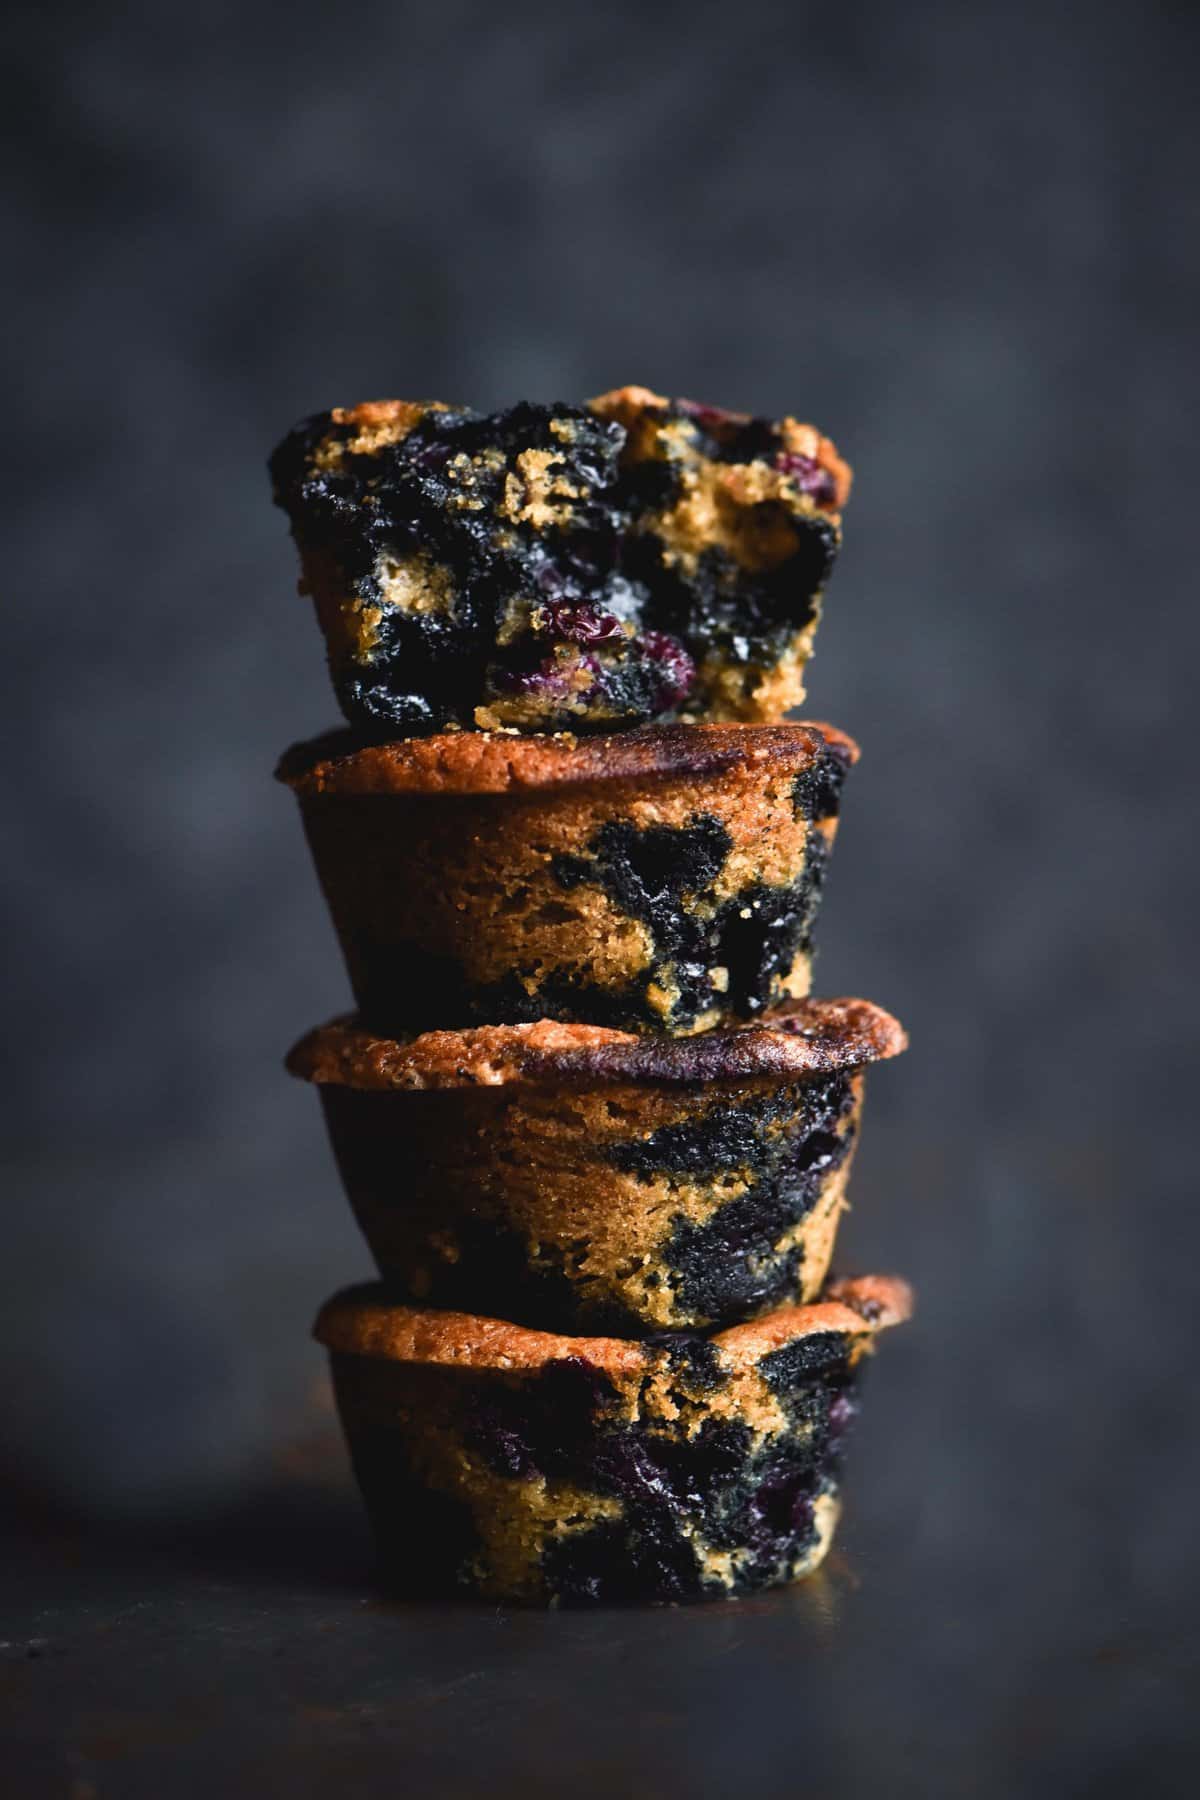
[314,1274,912,1377]
[277,719,858,799]
[286,996,907,1092]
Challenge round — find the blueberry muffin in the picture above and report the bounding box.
[315,1273,911,1606]
[277,721,856,1037]
[286,999,906,1335]
[269,385,851,733]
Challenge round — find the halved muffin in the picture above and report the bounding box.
[278,721,856,1037]
[269,386,850,734]
[316,1273,911,1606]
[287,999,906,1335]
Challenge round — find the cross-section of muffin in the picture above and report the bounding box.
[277,721,856,1037]
[268,386,851,734]
[287,999,906,1335]
[315,1273,911,1606]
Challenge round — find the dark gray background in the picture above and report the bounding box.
[3,0,1198,1792]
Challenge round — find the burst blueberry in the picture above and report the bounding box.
[270,385,851,732]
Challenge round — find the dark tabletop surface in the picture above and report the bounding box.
[4,1373,1198,1800]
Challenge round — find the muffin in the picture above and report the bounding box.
[315,1273,912,1606]
[269,385,850,734]
[287,999,906,1334]
[277,721,857,1037]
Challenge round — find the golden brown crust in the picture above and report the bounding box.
[716,1275,914,1356]
[276,721,859,799]
[824,1272,915,1324]
[317,1296,652,1375]
[313,1274,911,1375]
[286,997,908,1092]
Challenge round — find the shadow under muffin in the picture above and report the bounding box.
[278,721,856,1037]
[315,1274,911,1607]
[287,999,907,1335]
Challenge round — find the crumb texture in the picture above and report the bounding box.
[270,388,850,734]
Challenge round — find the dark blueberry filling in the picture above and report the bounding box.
[743,1462,817,1549]
[791,741,853,822]
[674,399,744,435]
[606,1074,850,1178]
[271,397,842,732]
[774,451,839,507]
[346,951,666,1038]
[533,600,625,644]
[625,536,835,663]
[489,630,697,723]
[548,810,831,1030]
[545,1418,756,1605]
[335,677,441,735]
[712,868,826,1014]
[633,631,697,708]
[605,1075,855,1322]
[538,1362,858,1603]
[341,1332,861,1604]
[464,1356,620,1479]
[760,1330,851,1393]
[643,1332,724,1391]
[555,814,733,923]
[663,1125,852,1322]
[671,400,793,470]
[487,646,600,700]
[792,825,831,948]
[540,1514,699,1606]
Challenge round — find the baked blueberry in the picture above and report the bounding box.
[276,721,857,1036]
[269,386,851,733]
[314,1273,911,1605]
[286,998,906,1334]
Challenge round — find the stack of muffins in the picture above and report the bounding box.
[271,385,912,1606]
